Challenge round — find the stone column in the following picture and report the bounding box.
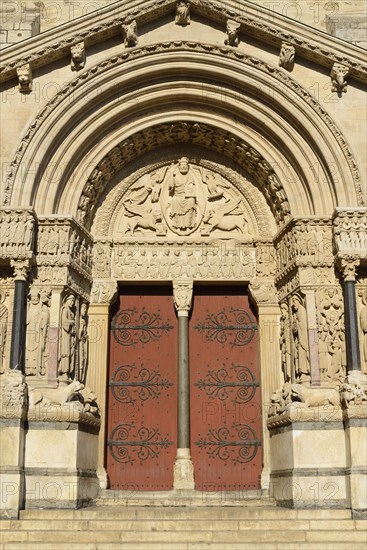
[338,259,367,517]
[88,280,117,489]
[339,259,361,373]
[249,281,282,492]
[9,261,29,373]
[172,280,195,490]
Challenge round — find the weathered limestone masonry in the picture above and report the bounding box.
[0,0,366,520]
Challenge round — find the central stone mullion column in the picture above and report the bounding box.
[172,280,195,490]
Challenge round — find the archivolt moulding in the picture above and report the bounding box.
[4,42,363,216]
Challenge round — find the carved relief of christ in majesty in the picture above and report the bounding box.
[169,157,197,231]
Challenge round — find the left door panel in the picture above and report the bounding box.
[107,286,177,491]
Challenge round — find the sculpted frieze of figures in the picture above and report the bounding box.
[333,208,367,257]
[275,220,333,276]
[37,220,93,275]
[0,209,35,259]
[111,243,256,281]
[316,286,346,384]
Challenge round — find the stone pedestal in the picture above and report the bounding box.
[0,371,27,519]
[342,372,367,518]
[25,406,100,509]
[268,403,348,509]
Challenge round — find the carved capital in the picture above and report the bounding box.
[279,42,295,71]
[249,280,278,306]
[338,258,360,281]
[10,259,30,281]
[90,280,118,305]
[173,280,193,312]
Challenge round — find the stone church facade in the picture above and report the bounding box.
[0,0,366,519]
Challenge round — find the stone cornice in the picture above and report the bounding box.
[0,0,366,84]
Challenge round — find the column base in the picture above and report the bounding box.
[97,467,109,490]
[173,448,195,490]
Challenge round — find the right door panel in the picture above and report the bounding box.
[190,286,262,491]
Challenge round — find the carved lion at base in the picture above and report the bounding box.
[291,384,340,407]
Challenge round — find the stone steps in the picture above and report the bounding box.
[0,506,365,549]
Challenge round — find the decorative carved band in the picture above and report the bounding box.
[4,42,363,210]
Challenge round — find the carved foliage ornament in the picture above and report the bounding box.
[4,42,363,209]
[173,281,193,311]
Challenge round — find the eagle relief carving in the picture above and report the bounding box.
[119,159,251,238]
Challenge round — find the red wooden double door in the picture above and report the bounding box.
[107,285,261,492]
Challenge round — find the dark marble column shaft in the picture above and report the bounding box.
[344,280,361,372]
[10,279,27,372]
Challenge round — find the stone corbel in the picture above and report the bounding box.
[175,1,190,25]
[16,64,32,93]
[90,280,118,305]
[71,41,86,71]
[279,42,295,71]
[248,280,278,306]
[331,63,349,93]
[122,20,138,47]
[172,280,193,313]
[10,260,30,281]
[224,20,241,47]
[338,258,360,282]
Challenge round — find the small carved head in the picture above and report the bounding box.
[178,157,189,174]
[29,287,40,305]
